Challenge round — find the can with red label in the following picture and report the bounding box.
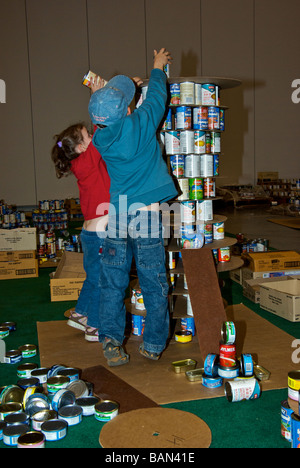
[219,343,236,368]
[218,246,231,262]
[203,178,215,198]
[165,131,180,154]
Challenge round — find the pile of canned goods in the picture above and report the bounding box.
[32,200,68,232]
[0,362,120,447]
[234,233,269,254]
[281,371,300,448]
[38,228,82,260]
[181,320,271,403]
[0,202,29,229]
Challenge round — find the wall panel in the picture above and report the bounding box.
[26,0,91,202]
[0,0,36,205]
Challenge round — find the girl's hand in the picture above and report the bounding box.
[153,48,172,71]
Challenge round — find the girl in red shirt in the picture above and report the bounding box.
[51,121,110,342]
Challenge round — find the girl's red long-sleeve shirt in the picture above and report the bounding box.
[70,141,110,220]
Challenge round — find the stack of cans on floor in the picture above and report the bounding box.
[201,321,263,402]
[0,363,119,447]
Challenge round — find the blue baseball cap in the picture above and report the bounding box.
[88,75,136,126]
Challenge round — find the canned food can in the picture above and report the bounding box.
[218,246,230,263]
[213,154,220,176]
[204,354,219,377]
[132,314,145,336]
[47,376,70,394]
[196,199,213,221]
[288,371,300,391]
[0,385,24,405]
[219,343,236,368]
[180,317,195,336]
[41,419,68,441]
[3,423,28,446]
[213,221,225,240]
[281,400,294,442]
[193,107,208,130]
[208,106,220,130]
[58,405,83,426]
[17,377,40,390]
[221,321,236,345]
[200,154,214,177]
[162,107,172,130]
[194,83,202,105]
[202,375,223,389]
[135,290,146,311]
[56,367,80,383]
[180,201,196,223]
[203,178,215,198]
[175,330,192,343]
[75,396,100,416]
[51,389,76,412]
[170,83,180,105]
[165,130,180,154]
[0,326,9,338]
[204,223,213,244]
[4,411,29,426]
[66,379,89,399]
[220,108,225,131]
[201,84,217,105]
[31,410,57,431]
[194,130,206,154]
[0,402,23,420]
[0,321,16,332]
[31,368,50,384]
[180,81,195,105]
[19,344,37,359]
[176,178,190,200]
[94,400,119,422]
[17,431,45,448]
[180,130,194,154]
[189,178,203,200]
[291,413,300,448]
[170,155,185,178]
[82,70,107,88]
[240,354,254,377]
[210,132,221,153]
[176,106,192,130]
[4,349,22,364]
[185,154,201,178]
[225,378,261,402]
[24,393,50,418]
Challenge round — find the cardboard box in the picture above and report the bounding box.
[260,278,300,322]
[0,228,37,252]
[50,251,85,302]
[243,276,291,304]
[0,250,38,279]
[242,251,300,272]
[232,266,300,288]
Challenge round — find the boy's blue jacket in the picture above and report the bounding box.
[92,68,178,214]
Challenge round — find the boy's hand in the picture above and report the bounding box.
[153,48,172,71]
[90,75,107,94]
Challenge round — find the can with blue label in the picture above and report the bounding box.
[132,314,145,336]
[176,106,192,130]
[170,83,180,105]
[291,414,300,448]
[193,107,208,130]
[220,108,225,131]
[170,155,185,178]
[208,106,220,130]
[240,354,254,377]
[204,354,219,377]
[202,375,223,389]
[281,400,294,442]
[213,154,219,176]
[181,317,195,336]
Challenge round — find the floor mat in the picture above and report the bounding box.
[37,303,298,405]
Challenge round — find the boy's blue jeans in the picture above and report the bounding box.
[99,210,170,354]
[75,228,104,329]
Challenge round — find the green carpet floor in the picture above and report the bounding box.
[0,256,298,448]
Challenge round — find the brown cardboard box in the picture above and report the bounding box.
[0,228,37,252]
[241,250,300,272]
[0,250,38,279]
[50,251,85,302]
[260,278,300,322]
[243,276,291,304]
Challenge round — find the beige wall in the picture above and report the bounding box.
[0,0,299,206]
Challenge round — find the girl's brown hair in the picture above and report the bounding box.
[51,123,85,178]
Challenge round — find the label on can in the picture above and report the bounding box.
[200,154,214,178]
[213,222,225,240]
[202,84,217,105]
[208,106,220,130]
[189,178,203,200]
[194,131,206,154]
[204,354,219,377]
[210,132,221,153]
[281,400,293,442]
[180,130,194,154]
[165,131,180,154]
[180,82,195,105]
[196,199,213,221]
[193,107,208,130]
[218,247,231,262]
[170,155,185,178]
[176,106,192,130]
[180,201,196,223]
[225,378,261,403]
[185,154,201,178]
[176,178,190,200]
[170,83,180,105]
[291,414,300,448]
[219,343,236,367]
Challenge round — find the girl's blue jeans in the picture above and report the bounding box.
[75,228,104,329]
[99,210,170,354]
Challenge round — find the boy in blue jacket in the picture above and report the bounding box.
[89,48,177,366]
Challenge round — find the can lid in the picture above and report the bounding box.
[17,431,45,446]
[95,400,119,413]
[41,419,67,432]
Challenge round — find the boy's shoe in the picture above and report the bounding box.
[85,326,99,342]
[102,337,129,367]
[67,311,87,332]
[139,343,161,361]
